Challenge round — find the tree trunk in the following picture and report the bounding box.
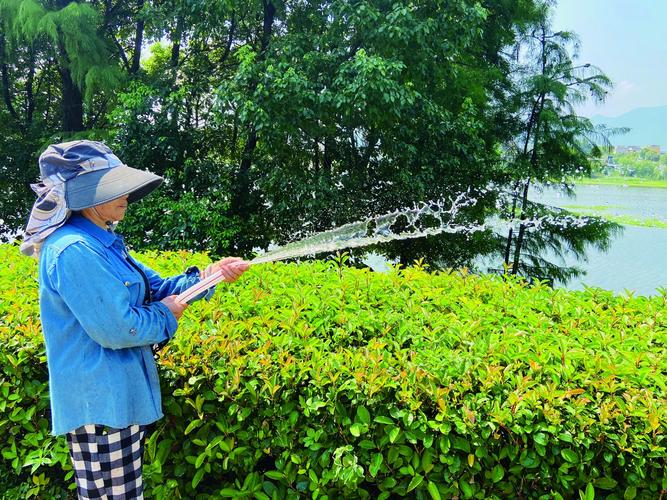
[232,0,276,218]
[59,64,84,132]
[25,47,35,125]
[503,180,521,266]
[313,138,320,173]
[510,178,531,274]
[130,0,145,74]
[506,26,550,270]
[510,87,546,275]
[170,16,184,70]
[169,15,184,130]
[234,128,258,215]
[0,33,18,122]
[323,136,333,175]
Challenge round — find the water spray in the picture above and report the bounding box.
[177,187,599,302]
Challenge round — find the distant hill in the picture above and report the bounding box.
[589,105,667,149]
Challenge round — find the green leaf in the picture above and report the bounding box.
[594,477,618,490]
[422,448,433,473]
[388,426,401,443]
[380,477,397,489]
[624,486,637,500]
[370,453,383,477]
[388,446,400,464]
[218,438,233,453]
[459,479,474,498]
[192,468,205,489]
[350,423,363,437]
[356,406,371,425]
[375,416,394,425]
[520,451,539,469]
[452,436,470,453]
[359,439,376,449]
[491,464,504,483]
[407,473,423,493]
[184,419,202,435]
[265,471,285,481]
[558,432,573,443]
[427,481,441,500]
[533,432,548,446]
[584,483,595,500]
[560,449,578,463]
[219,488,240,497]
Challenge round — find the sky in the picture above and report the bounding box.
[552,0,667,118]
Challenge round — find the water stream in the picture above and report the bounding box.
[182,184,665,299]
[249,188,594,265]
[250,194,480,264]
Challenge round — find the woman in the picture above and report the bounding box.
[21,140,249,498]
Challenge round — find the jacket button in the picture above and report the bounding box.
[129,328,137,336]
[124,281,131,286]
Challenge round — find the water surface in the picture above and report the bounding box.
[533,184,667,295]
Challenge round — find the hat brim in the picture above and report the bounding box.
[65,165,163,210]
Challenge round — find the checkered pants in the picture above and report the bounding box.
[66,424,147,499]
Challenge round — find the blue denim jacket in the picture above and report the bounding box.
[39,214,212,435]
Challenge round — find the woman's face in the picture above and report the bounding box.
[84,194,130,224]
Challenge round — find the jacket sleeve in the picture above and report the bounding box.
[132,258,216,303]
[48,241,179,350]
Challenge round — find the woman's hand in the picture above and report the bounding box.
[201,257,250,283]
[161,295,189,320]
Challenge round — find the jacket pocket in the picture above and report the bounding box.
[116,271,144,306]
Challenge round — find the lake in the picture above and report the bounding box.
[363,183,667,296]
[532,184,667,296]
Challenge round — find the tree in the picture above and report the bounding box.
[108,0,543,261]
[0,0,621,288]
[499,5,619,281]
[212,0,538,257]
[0,0,123,131]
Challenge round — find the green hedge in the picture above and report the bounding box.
[1,244,665,499]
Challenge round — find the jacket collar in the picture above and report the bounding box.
[68,213,119,248]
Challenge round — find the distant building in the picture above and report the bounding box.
[613,145,663,154]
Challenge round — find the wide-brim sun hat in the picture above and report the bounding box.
[65,163,163,210]
[42,140,164,209]
[21,140,163,257]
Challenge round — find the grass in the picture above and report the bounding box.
[559,204,623,211]
[561,204,667,229]
[597,214,667,229]
[576,176,667,189]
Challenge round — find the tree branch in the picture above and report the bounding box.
[110,32,131,72]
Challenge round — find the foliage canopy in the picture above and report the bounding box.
[0,0,616,282]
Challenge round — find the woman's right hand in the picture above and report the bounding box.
[161,295,189,320]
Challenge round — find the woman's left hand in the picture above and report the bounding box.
[201,257,250,283]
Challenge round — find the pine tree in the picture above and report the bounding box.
[500,4,618,282]
[0,0,122,131]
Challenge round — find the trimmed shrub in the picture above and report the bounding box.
[1,244,665,499]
